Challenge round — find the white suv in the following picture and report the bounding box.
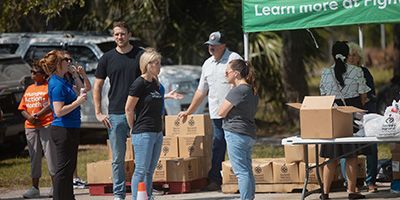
[0,32,207,129]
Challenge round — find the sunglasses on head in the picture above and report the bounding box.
[62,57,73,62]
[31,70,44,75]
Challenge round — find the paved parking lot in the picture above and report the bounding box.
[1,183,400,200]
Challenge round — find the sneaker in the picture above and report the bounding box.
[47,187,53,197]
[73,177,87,189]
[22,187,40,198]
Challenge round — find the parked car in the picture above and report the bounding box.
[0,32,207,129]
[0,54,30,148]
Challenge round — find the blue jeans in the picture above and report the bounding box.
[108,114,129,199]
[131,132,163,200]
[208,119,226,185]
[340,144,378,186]
[225,130,256,200]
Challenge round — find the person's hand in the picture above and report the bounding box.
[76,65,87,77]
[96,113,111,129]
[27,115,40,125]
[177,111,189,123]
[76,92,87,105]
[166,89,184,100]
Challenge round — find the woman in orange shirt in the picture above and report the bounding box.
[18,62,55,198]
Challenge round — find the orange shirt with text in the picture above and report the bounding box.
[18,82,53,128]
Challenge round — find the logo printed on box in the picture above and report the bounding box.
[255,166,262,174]
[162,146,169,155]
[188,117,195,126]
[157,161,163,170]
[174,119,180,126]
[281,165,288,174]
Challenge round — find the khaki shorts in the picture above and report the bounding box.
[26,126,56,178]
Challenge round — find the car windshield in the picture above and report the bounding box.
[24,45,98,73]
[0,44,19,54]
[0,58,30,85]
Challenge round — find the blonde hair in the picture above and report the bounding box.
[39,50,65,76]
[139,48,162,75]
[347,42,365,66]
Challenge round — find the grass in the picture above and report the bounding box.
[0,145,108,190]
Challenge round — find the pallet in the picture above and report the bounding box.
[89,178,208,196]
[88,182,131,196]
[222,183,320,194]
[153,178,208,194]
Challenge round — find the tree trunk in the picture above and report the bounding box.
[394,24,400,76]
[281,30,310,123]
[281,30,309,102]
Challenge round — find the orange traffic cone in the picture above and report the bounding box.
[137,182,148,200]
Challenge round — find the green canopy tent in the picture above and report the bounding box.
[242,0,400,60]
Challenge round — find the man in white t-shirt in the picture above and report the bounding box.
[178,31,242,191]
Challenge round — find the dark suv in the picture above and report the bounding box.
[0,54,31,147]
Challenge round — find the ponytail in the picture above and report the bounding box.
[229,59,257,94]
[331,41,349,88]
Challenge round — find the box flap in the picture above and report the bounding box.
[301,96,335,109]
[336,106,366,113]
[287,103,302,110]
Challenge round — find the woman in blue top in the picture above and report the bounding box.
[40,50,87,200]
[125,48,164,200]
[218,59,258,200]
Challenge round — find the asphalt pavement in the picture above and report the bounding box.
[1,183,400,200]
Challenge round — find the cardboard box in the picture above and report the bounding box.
[165,114,212,136]
[222,159,274,184]
[298,162,324,183]
[272,161,299,183]
[287,96,364,139]
[160,136,179,158]
[107,138,134,160]
[153,158,199,182]
[284,144,325,164]
[178,136,206,158]
[87,159,134,184]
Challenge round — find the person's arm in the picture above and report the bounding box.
[34,105,52,119]
[53,93,87,117]
[125,96,139,129]
[93,78,111,128]
[165,89,184,100]
[21,110,39,125]
[178,89,206,123]
[218,99,233,118]
[360,93,368,106]
[77,65,92,93]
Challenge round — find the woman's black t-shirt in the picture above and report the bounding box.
[128,76,163,133]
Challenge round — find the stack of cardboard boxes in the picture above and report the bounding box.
[154,114,213,182]
[87,138,135,184]
[86,114,213,185]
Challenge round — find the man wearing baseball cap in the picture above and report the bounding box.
[178,31,242,191]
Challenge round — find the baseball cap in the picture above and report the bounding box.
[204,31,225,45]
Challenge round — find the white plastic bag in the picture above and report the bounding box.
[363,113,384,137]
[378,112,400,138]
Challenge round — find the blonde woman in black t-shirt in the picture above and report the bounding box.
[125,48,164,200]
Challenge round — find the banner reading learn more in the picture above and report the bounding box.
[242,0,400,33]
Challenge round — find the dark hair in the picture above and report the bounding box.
[32,60,48,79]
[229,59,257,94]
[331,41,349,87]
[113,21,130,33]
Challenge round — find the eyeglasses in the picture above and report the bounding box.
[31,70,44,75]
[62,57,73,63]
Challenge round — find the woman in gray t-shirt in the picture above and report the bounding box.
[218,59,258,200]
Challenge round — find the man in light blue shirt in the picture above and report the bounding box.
[178,31,242,190]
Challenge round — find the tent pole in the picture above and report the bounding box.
[358,25,364,49]
[244,33,249,61]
